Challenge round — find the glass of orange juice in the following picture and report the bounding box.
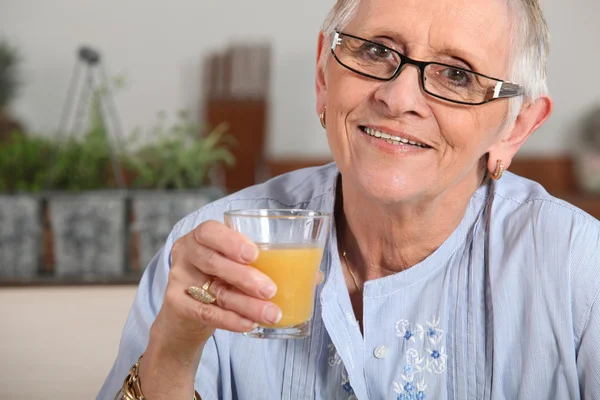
[224,209,331,339]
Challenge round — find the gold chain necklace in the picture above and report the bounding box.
[342,250,362,293]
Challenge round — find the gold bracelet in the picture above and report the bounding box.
[115,354,202,400]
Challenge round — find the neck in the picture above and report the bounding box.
[336,170,485,283]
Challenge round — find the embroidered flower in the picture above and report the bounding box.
[341,371,357,399]
[394,379,427,400]
[395,320,416,343]
[393,316,445,398]
[328,343,342,367]
[414,316,444,343]
[424,346,447,374]
[424,317,443,343]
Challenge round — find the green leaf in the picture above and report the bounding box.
[125,111,236,189]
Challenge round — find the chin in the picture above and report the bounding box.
[347,163,427,205]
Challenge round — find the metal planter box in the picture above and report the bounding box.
[131,188,224,271]
[48,191,127,278]
[0,194,42,278]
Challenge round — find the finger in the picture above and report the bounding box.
[174,259,280,325]
[185,242,277,300]
[181,292,258,333]
[208,279,282,326]
[316,270,325,285]
[193,220,258,264]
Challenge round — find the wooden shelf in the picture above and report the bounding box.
[0,273,143,288]
[554,193,600,220]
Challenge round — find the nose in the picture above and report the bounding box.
[372,63,429,119]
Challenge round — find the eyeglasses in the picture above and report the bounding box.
[330,31,524,106]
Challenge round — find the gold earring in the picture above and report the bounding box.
[490,159,504,180]
[319,107,327,129]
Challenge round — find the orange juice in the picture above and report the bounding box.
[252,244,324,328]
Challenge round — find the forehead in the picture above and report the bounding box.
[345,0,512,75]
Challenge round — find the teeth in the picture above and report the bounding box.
[363,127,427,147]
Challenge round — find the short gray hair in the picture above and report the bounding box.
[320,0,550,125]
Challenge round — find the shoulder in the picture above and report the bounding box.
[490,171,599,230]
[491,172,600,341]
[170,162,339,240]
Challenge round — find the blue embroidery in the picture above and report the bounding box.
[327,343,342,367]
[341,370,357,400]
[329,343,357,399]
[393,317,446,399]
[394,379,427,400]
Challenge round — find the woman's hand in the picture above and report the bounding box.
[138,220,324,399]
[151,220,283,347]
[139,220,288,399]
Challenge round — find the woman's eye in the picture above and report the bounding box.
[442,68,473,86]
[362,44,392,59]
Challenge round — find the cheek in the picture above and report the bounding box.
[325,76,377,149]
[432,105,503,151]
[328,70,377,113]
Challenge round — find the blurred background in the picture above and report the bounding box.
[1,0,599,398]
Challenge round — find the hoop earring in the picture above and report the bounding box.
[319,107,327,129]
[490,159,504,180]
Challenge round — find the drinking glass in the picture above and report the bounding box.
[224,209,331,339]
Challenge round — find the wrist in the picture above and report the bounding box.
[148,324,207,364]
[151,310,212,353]
[139,338,204,400]
[119,354,202,400]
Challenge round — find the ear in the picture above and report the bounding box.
[315,32,329,114]
[487,95,553,171]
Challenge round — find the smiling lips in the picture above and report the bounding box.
[360,126,431,148]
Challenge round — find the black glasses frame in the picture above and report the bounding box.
[330,31,524,106]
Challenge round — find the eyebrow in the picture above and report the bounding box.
[363,29,487,73]
[433,46,484,72]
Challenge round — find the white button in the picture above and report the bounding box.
[373,346,388,359]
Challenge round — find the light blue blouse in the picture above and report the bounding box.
[98,163,600,399]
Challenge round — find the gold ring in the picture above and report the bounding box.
[187,279,216,304]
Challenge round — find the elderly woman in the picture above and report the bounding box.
[99,0,599,398]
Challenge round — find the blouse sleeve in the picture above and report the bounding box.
[577,296,600,399]
[571,216,600,399]
[95,218,223,399]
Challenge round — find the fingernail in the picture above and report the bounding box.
[259,282,277,299]
[242,243,258,262]
[318,270,325,284]
[265,305,282,324]
[242,320,259,332]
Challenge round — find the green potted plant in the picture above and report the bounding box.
[126,110,235,270]
[45,89,129,278]
[0,132,53,278]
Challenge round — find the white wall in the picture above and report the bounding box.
[0,286,137,400]
[0,0,599,157]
